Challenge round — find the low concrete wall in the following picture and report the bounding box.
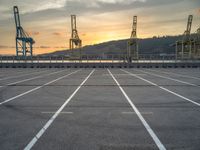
[0,62,200,68]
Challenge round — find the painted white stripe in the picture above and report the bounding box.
[0,86,41,105]
[138,69,199,87]
[41,111,73,114]
[159,86,200,106]
[6,69,66,86]
[122,112,153,115]
[0,70,81,105]
[108,69,166,150]
[24,69,95,150]
[102,73,146,76]
[121,69,200,107]
[149,69,200,81]
[0,70,49,81]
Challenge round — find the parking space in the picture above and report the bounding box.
[0,68,199,150]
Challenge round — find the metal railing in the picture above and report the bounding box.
[0,54,200,64]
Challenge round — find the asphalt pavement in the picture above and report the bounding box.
[0,68,199,150]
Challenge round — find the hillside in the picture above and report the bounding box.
[41,35,183,56]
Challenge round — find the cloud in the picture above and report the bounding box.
[53,46,68,48]
[2,0,145,17]
[97,0,145,3]
[0,45,9,49]
[28,31,40,36]
[0,45,14,49]
[0,0,199,55]
[52,32,62,36]
[39,46,51,49]
[197,8,200,15]
[28,0,67,13]
[0,0,189,23]
[27,0,146,13]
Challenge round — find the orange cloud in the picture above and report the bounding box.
[52,32,62,36]
[28,31,40,36]
[39,46,51,49]
[82,33,86,36]
[53,46,68,49]
[0,45,15,49]
[196,8,200,15]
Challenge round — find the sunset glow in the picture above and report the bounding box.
[0,0,199,55]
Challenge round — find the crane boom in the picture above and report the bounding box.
[130,16,137,39]
[13,6,21,37]
[184,15,193,36]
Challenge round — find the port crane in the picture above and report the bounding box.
[127,16,138,62]
[175,15,193,59]
[13,6,35,57]
[69,15,82,59]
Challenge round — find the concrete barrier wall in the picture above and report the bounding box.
[0,62,200,68]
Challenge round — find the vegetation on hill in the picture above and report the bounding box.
[41,35,183,56]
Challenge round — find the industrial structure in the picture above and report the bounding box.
[175,15,193,59]
[9,6,199,65]
[175,15,200,59]
[193,25,200,57]
[127,16,138,62]
[69,15,82,59]
[13,6,35,57]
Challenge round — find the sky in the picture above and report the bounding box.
[0,0,200,55]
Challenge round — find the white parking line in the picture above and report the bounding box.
[102,73,146,76]
[5,69,66,86]
[0,69,49,81]
[138,69,199,87]
[0,69,66,88]
[0,70,81,105]
[41,112,73,114]
[121,69,200,107]
[122,112,153,115]
[108,69,166,150]
[149,69,200,81]
[24,69,95,150]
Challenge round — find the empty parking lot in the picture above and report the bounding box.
[0,68,200,150]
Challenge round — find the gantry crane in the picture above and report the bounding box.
[195,23,200,40]
[13,6,35,57]
[192,24,200,58]
[197,26,200,35]
[69,15,82,59]
[175,15,193,59]
[127,16,138,62]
